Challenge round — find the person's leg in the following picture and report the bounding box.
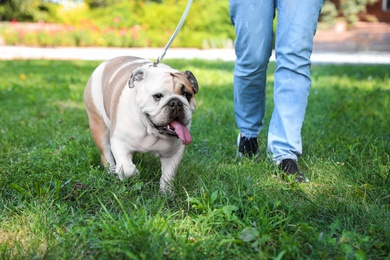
[229,0,275,140]
[268,0,323,164]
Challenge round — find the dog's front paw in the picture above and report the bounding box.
[107,164,116,175]
[159,178,175,194]
[115,163,139,180]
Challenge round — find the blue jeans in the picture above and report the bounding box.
[229,0,323,163]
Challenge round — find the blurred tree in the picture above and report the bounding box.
[320,0,378,25]
[84,0,162,9]
[1,0,378,25]
[0,0,57,21]
[339,0,377,24]
[84,0,121,9]
[320,1,338,25]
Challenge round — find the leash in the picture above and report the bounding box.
[153,0,193,67]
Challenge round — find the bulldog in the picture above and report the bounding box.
[84,56,198,192]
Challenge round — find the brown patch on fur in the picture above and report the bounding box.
[171,72,198,107]
[84,77,110,165]
[101,56,150,135]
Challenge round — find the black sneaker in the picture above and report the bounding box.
[237,134,259,157]
[278,159,309,183]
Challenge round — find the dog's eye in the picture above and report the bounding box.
[153,93,163,101]
[181,87,192,101]
[183,92,192,101]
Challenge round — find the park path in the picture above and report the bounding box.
[1,46,389,64]
[313,22,390,52]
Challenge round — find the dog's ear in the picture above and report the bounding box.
[128,67,147,88]
[185,70,199,94]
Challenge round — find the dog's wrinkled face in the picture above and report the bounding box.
[129,66,198,144]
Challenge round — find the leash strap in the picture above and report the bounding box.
[153,0,193,66]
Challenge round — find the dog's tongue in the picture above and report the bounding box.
[170,121,192,145]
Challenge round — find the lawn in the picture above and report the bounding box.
[0,59,389,259]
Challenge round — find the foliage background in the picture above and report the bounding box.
[0,0,234,48]
[0,0,380,48]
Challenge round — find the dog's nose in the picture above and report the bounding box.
[168,99,182,109]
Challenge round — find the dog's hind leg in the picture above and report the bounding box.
[87,111,116,169]
[85,74,115,171]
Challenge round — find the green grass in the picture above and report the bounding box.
[0,59,389,259]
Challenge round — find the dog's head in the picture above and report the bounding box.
[128,65,199,144]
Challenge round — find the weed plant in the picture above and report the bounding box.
[0,59,389,259]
